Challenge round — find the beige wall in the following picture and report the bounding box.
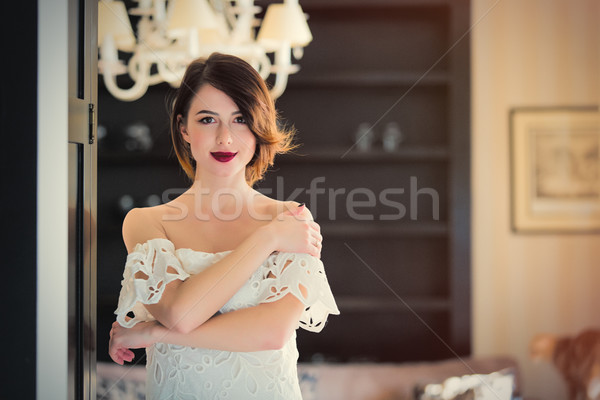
[471,0,599,399]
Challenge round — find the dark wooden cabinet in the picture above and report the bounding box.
[264,0,471,362]
[96,0,470,364]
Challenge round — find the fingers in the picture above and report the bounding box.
[119,348,135,362]
[311,228,323,242]
[308,231,323,258]
[109,342,135,365]
[309,220,320,233]
[281,203,314,221]
[111,350,134,365]
[305,221,322,257]
[310,225,323,247]
[281,202,303,214]
[292,203,305,214]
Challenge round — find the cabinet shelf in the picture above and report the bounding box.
[321,221,448,237]
[289,70,450,88]
[281,146,449,164]
[99,146,449,166]
[99,151,178,167]
[336,296,450,312]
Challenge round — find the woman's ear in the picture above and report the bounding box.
[178,115,190,143]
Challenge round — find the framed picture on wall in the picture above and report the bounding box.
[510,107,600,232]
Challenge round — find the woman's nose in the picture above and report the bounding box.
[216,125,232,145]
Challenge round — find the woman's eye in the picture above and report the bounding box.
[199,116,215,124]
[234,116,246,124]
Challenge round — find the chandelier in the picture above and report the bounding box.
[98,0,312,101]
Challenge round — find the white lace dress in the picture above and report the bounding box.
[115,238,340,400]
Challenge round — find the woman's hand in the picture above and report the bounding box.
[263,204,323,258]
[109,320,158,365]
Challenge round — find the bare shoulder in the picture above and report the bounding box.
[122,205,169,253]
[253,193,314,221]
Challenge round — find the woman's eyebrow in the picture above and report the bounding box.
[195,110,242,116]
[196,110,218,116]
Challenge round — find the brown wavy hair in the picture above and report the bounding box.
[169,53,297,186]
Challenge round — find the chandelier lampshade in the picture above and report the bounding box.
[166,0,220,32]
[257,2,313,51]
[98,0,136,51]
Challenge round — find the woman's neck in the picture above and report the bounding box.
[185,174,256,219]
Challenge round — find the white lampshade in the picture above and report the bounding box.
[167,0,220,32]
[98,0,136,51]
[257,3,312,51]
[194,11,229,45]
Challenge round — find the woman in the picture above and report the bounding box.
[108,53,339,399]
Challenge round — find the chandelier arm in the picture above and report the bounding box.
[250,50,272,80]
[147,73,166,86]
[230,0,255,45]
[157,57,188,85]
[269,73,288,100]
[99,35,128,75]
[127,51,166,87]
[219,0,237,30]
[102,57,151,102]
[269,42,293,100]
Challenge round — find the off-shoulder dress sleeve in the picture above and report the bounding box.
[114,238,190,328]
[258,252,340,333]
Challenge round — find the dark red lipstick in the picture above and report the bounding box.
[211,152,237,162]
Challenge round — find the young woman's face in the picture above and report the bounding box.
[179,84,257,181]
